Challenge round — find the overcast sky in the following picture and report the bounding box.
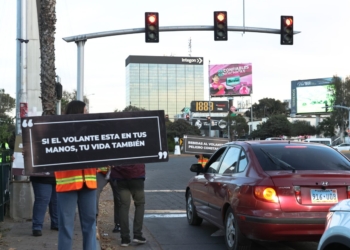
[1,0,350,113]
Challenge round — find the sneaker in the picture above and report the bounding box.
[133,235,146,244]
[50,226,59,231]
[96,226,100,240]
[121,237,131,247]
[32,230,42,237]
[112,224,121,233]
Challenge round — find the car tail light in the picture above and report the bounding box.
[347,186,350,198]
[294,185,302,204]
[254,186,278,203]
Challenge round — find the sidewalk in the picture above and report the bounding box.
[0,207,101,250]
[0,183,160,250]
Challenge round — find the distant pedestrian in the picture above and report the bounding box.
[110,164,146,247]
[55,100,97,250]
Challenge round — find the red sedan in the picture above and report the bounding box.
[185,140,350,250]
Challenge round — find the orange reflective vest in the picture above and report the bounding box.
[55,168,97,192]
[97,166,109,175]
[198,155,209,167]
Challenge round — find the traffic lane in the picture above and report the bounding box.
[144,156,319,250]
[143,215,318,250]
[143,217,226,250]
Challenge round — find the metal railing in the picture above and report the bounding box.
[0,149,11,222]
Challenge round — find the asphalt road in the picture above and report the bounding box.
[143,155,319,250]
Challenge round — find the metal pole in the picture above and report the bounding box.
[76,40,86,101]
[208,60,211,137]
[15,0,22,135]
[250,95,253,134]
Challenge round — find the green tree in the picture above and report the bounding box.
[0,89,16,114]
[121,105,146,112]
[316,117,336,137]
[290,120,316,137]
[227,114,249,140]
[329,76,350,137]
[251,115,291,139]
[0,89,15,144]
[245,98,289,120]
[39,0,57,115]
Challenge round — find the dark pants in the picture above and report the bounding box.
[118,179,145,240]
[96,172,120,224]
[31,181,58,231]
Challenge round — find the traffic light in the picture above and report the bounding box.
[280,16,293,45]
[207,116,211,122]
[186,114,190,121]
[145,12,159,43]
[325,104,329,112]
[214,11,228,41]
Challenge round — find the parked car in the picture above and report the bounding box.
[333,143,350,151]
[265,137,283,140]
[318,199,350,250]
[186,141,350,250]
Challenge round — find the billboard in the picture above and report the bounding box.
[182,135,228,155]
[209,63,252,97]
[291,78,334,114]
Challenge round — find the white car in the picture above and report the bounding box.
[333,143,350,151]
[318,199,350,250]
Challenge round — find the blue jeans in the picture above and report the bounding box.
[118,179,145,240]
[31,181,58,231]
[57,187,96,250]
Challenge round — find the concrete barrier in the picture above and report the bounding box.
[9,181,34,221]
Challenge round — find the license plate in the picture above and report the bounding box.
[311,189,338,203]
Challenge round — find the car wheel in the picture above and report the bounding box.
[225,207,251,250]
[186,190,203,226]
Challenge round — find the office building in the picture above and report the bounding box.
[125,55,204,119]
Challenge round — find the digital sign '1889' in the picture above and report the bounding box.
[190,101,228,113]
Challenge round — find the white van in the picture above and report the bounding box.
[304,138,332,146]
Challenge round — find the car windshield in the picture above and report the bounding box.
[252,144,350,171]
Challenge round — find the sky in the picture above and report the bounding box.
[1,0,350,114]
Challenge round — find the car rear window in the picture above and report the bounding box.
[251,144,350,171]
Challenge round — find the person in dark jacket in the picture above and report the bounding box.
[110,164,146,247]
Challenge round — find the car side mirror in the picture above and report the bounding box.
[190,163,204,174]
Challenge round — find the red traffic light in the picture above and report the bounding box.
[147,14,157,24]
[285,18,293,26]
[216,13,226,22]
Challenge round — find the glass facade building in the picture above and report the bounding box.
[125,55,204,120]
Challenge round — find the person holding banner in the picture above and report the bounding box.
[55,100,97,250]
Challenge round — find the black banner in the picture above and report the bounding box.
[183,135,228,155]
[21,111,168,174]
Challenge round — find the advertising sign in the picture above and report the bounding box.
[183,135,228,155]
[192,118,228,131]
[209,63,252,97]
[21,111,168,174]
[190,101,228,113]
[291,78,334,114]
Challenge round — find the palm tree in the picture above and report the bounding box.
[38,0,57,115]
